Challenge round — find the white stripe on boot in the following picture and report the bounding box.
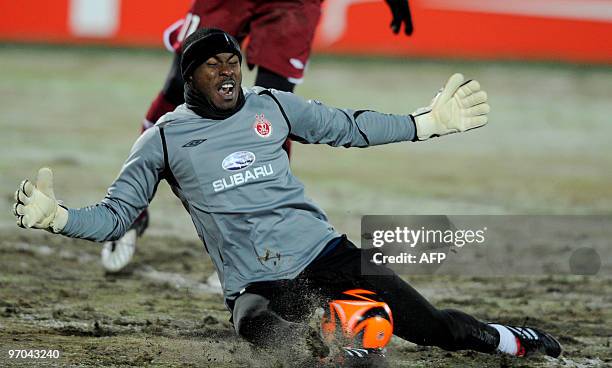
[490,324,519,355]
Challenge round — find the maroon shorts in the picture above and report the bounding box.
[164,0,322,83]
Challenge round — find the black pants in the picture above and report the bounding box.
[230,236,500,353]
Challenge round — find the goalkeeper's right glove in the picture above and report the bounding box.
[13,168,68,233]
[411,73,490,141]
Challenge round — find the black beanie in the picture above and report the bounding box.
[181,28,242,80]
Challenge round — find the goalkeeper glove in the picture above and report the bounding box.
[385,0,414,36]
[412,73,490,141]
[13,168,68,233]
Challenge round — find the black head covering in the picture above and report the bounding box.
[181,28,245,120]
[181,28,242,80]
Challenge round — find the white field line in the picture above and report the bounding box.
[135,265,223,295]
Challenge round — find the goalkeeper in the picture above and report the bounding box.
[12,29,561,361]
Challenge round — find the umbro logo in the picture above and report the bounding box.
[182,139,207,148]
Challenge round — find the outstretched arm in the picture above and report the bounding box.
[13,127,166,242]
[269,90,415,148]
[271,73,489,147]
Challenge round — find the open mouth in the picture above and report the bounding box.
[218,80,235,100]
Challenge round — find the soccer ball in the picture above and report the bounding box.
[321,289,393,349]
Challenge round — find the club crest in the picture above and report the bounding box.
[253,114,272,138]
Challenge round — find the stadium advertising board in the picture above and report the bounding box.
[0,0,611,63]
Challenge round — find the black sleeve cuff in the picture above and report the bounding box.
[409,114,419,142]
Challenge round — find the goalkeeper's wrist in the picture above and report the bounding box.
[51,205,68,233]
[411,112,438,141]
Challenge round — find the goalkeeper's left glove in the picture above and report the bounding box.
[385,0,414,36]
[13,168,68,233]
[411,73,490,141]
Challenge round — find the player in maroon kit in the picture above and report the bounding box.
[101,0,414,274]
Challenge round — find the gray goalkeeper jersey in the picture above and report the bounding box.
[61,87,416,298]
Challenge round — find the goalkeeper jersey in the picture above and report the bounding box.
[61,87,416,298]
